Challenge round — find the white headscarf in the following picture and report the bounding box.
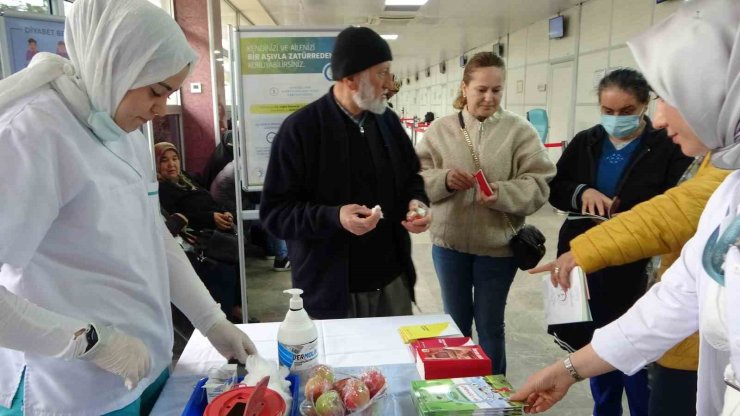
[0,0,197,141]
[627,0,740,169]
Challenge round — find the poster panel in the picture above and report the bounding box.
[239,29,338,186]
[0,12,65,77]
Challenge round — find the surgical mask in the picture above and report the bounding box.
[600,114,642,138]
[88,108,126,143]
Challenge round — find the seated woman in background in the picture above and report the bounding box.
[154,142,242,322]
[546,68,693,416]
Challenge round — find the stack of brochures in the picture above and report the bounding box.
[543,266,592,325]
[398,322,462,344]
[411,375,525,415]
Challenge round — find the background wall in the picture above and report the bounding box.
[392,0,683,144]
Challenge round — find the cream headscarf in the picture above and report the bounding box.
[627,0,740,169]
[0,0,198,141]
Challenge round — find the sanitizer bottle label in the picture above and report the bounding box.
[278,338,319,371]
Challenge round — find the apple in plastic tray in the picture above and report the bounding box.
[300,366,387,416]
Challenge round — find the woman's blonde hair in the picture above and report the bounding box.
[453,52,506,110]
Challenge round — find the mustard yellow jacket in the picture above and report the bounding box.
[570,156,730,371]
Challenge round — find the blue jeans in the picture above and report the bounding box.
[590,369,649,416]
[266,235,288,259]
[0,368,169,416]
[431,245,517,375]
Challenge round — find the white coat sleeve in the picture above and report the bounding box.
[591,231,702,375]
[0,108,90,357]
[163,224,226,334]
[0,281,87,357]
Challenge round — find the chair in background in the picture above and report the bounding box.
[527,108,549,143]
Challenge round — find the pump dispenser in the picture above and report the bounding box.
[277,289,319,375]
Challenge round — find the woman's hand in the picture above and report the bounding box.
[446,168,475,191]
[510,361,576,413]
[581,188,613,217]
[475,182,499,205]
[213,212,233,231]
[528,251,579,290]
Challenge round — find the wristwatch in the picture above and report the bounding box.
[84,324,99,352]
[563,355,584,382]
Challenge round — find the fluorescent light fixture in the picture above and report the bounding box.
[384,0,428,6]
[381,34,399,40]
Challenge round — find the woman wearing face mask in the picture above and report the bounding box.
[416,52,556,375]
[0,0,257,414]
[511,2,740,414]
[545,68,692,415]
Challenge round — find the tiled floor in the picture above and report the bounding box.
[176,204,604,414]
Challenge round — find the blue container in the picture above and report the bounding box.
[182,374,300,416]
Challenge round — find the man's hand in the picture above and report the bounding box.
[339,204,381,236]
[446,168,475,191]
[581,189,613,217]
[402,200,431,234]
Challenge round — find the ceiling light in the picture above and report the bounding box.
[385,0,428,5]
[381,34,399,40]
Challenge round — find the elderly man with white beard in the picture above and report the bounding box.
[260,26,431,319]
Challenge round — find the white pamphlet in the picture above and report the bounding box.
[543,266,593,325]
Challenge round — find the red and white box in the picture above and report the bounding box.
[409,337,473,360]
[411,338,492,380]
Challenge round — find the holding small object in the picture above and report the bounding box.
[415,52,556,376]
[371,205,384,219]
[402,199,431,234]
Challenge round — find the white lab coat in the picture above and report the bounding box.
[0,86,222,415]
[592,169,740,415]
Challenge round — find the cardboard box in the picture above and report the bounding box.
[409,337,473,360]
[414,344,492,380]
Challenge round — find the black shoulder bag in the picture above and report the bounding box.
[457,112,546,270]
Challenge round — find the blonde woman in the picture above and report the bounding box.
[416,51,556,375]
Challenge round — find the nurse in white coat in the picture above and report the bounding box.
[0,0,257,414]
[510,0,740,414]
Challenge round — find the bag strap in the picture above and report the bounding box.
[457,111,517,235]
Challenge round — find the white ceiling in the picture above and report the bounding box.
[232,0,582,76]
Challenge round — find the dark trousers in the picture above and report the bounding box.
[188,254,238,316]
[648,363,697,416]
[590,369,649,416]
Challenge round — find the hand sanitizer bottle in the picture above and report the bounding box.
[277,289,318,375]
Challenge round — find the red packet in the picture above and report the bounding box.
[415,344,492,380]
[474,169,493,197]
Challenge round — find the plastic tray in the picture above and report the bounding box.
[182,374,300,416]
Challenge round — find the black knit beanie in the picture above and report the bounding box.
[331,26,392,80]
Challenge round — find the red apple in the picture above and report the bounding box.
[332,377,350,393]
[360,369,386,398]
[305,375,333,402]
[310,364,335,383]
[338,378,370,411]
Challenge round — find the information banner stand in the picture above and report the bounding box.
[229,26,340,321]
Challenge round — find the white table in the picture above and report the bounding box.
[151,314,458,415]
